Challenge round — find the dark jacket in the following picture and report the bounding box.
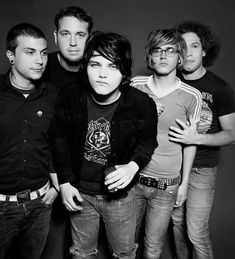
[52,83,158,190]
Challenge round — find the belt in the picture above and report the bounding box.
[139,174,181,190]
[0,181,50,205]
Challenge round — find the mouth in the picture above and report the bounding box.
[32,68,44,72]
[96,81,108,85]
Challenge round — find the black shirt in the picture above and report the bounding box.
[43,52,82,88]
[179,71,235,167]
[0,73,58,194]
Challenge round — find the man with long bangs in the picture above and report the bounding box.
[170,21,235,259]
[52,32,158,259]
[131,29,202,259]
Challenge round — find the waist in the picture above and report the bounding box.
[138,174,181,190]
[0,181,50,205]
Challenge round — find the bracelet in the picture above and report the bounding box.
[51,183,60,194]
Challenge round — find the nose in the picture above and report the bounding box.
[99,67,108,78]
[160,50,167,59]
[35,53,43,65]
[70,35,77,46]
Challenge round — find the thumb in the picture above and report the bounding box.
[74,190,83,202]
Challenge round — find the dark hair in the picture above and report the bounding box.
[175,21,221,67]
[145,29,186,70]
[82,31,132,86]
[54,6,93,34]
[6,23,46,52]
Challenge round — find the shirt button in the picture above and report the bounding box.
[113,153,116,157]
[24,119,28,123]
[23,159,26,163]
[23,139,27,143]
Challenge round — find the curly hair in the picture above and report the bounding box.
[175,21,221,67]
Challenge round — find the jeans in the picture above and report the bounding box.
[172,167,217,259]
[70,188,137,259]
[0,196,52,259]
[136,182,179,259]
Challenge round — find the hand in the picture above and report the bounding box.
[42,187,58,205]
[60,182,83,211]
[169,116,199,145]
[104,162,139,191]
[174,182,188,207]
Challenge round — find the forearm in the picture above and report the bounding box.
[50,172,60,192]
[181,145,197,184]
[195,130,235,146]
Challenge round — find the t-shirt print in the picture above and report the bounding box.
[84,117,111,166]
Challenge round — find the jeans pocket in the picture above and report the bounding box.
[163,184,179,195]
[39,199,53,209]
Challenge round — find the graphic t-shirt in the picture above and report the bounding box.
[180,71,235,167]
[79,94,119,195]
[132,76,202,179]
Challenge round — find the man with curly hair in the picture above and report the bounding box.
[169,21,235,259]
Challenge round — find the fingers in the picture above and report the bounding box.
[175,119,188,129]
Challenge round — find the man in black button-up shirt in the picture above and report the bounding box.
[0,23,59,259]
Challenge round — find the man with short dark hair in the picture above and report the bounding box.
[43,6,93,87]
[52,31,158,259]
[0,23,59,259]
[169,21,235,259]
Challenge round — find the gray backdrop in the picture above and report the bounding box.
[0,1,234,258]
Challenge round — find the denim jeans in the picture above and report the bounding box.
[135,181,179,259]
[172,167,217,259]
[0,196,52,259]
[70,188,137,259]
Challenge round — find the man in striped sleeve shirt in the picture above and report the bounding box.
[131,29,202,259]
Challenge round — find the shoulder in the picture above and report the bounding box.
[123,84,156,107]
[178,78,202,100]
[131,75,150,87]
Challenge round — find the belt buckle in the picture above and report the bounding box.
[16,190,31,205]
[157,181,167,190]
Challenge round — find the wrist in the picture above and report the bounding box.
[51,183,60,194]
[128,161,139,174]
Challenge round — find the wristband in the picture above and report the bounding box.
[51,183,60,194]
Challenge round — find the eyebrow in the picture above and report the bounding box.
[23,47,48,52]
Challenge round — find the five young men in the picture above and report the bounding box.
[0,6,234,259]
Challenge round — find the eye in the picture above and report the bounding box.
[42,51,48,56]
[60,32,69,37]
[89,62,100,67]
[26,51,34,55]
[76,33,86,38]
[109,64,118,70]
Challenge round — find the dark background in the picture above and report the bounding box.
[0,1,234,258]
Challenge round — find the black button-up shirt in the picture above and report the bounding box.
[0,73,58,194]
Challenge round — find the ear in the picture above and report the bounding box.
[6,50,15,63]
[54,30,58,45]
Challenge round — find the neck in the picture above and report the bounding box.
[182,66,206,80]
[152,72,178,90]
[91,90,121,105]
[57,53,80,72]
[10,71,35,91]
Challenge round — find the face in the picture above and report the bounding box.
[182,32,206,74]
[54,16,89,63]
[9,36,47,81]
[150,44,179,76]
[87,51,123,102]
